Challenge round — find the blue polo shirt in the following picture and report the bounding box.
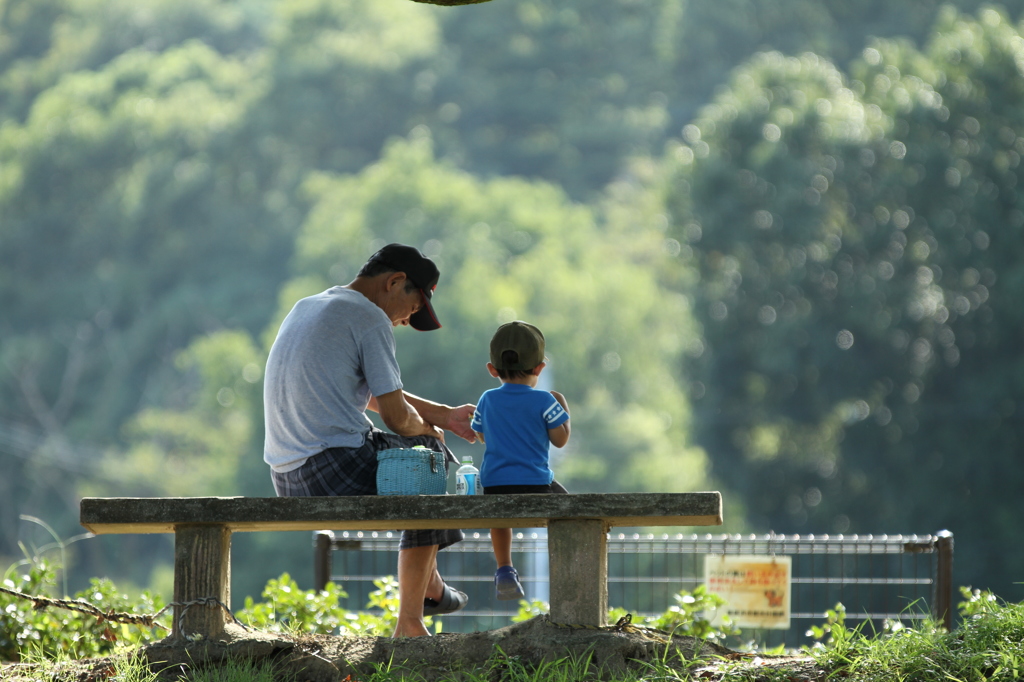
[471,383,569,487]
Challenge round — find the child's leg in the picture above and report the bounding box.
[491,527,513,567]
[491,528,524,600]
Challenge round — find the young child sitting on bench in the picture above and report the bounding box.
[470,321,572,600]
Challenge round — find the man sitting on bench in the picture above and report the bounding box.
[263,243,477,638]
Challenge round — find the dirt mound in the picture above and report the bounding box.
[140,616,738,681]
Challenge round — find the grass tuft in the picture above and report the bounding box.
[808,589,1024,682]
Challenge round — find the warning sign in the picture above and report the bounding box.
[704,555,791,629]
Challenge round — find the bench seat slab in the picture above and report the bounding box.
[80,492,723,534]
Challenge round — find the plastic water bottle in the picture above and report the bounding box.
[455,456,482,495]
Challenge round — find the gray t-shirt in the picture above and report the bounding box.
[263,286,403,472]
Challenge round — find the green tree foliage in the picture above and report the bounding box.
[0,42,295,561]
[0,0,268,122]
[664,8,1024,598]
[0,41,278,428]
[87,330,265,498]
[426,0,678,198]
[423,0,1006,198]
[255,0,440,174]
[665,0,1001,128]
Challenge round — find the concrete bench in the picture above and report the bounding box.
[79,492,722,639]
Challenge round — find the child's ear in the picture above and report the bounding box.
[486,362,501,378]
[531,362,547,376]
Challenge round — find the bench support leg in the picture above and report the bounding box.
[173,524,231,640]
[548,519,607,627]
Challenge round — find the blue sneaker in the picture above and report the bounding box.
[495,565,525,601]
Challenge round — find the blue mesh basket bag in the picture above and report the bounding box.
[376,446,448,495]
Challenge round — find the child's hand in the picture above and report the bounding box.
[550,391,569,414]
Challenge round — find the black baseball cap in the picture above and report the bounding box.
[367,243,441,331]
[490,321,545,370]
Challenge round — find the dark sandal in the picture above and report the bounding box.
[423,582,468,616]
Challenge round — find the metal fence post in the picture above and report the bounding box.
[313,530,334,592]
[934,530,954,631]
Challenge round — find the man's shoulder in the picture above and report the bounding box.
[294,287,360,315]
[314,287,390,328]
[319,286,369,309]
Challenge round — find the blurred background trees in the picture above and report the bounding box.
[1,0,1022,603]
[665,6,1024,595]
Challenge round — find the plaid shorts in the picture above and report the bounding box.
[271,428,464,551]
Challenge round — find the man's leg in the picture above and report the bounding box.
[385,433,466,636]
[394,544,440,638]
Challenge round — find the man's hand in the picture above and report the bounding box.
[445,404,477,443]
[427,423,446,442]
[397,393,477,444]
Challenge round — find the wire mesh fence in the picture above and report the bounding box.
[313,528,953,648]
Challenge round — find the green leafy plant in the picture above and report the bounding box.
[0,556,166,663]
[511,598,550,623]
[512,586,741,644]
[644,584,741,641]
[236,573,435,637]
[805,602,850,646]
[958,586,1001,618]
[804,601,874,675]
[236,572,348,635]
[340,575,440,636]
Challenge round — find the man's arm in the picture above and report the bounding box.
[370,389,444,440]
[404,392,477,444]
[368,391,477,443]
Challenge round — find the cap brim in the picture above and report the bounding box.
[410,290,441,331]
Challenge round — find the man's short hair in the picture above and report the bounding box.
[357,260,417,293]
[357,259,395,279]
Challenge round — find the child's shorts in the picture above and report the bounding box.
[483,481,568,494]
